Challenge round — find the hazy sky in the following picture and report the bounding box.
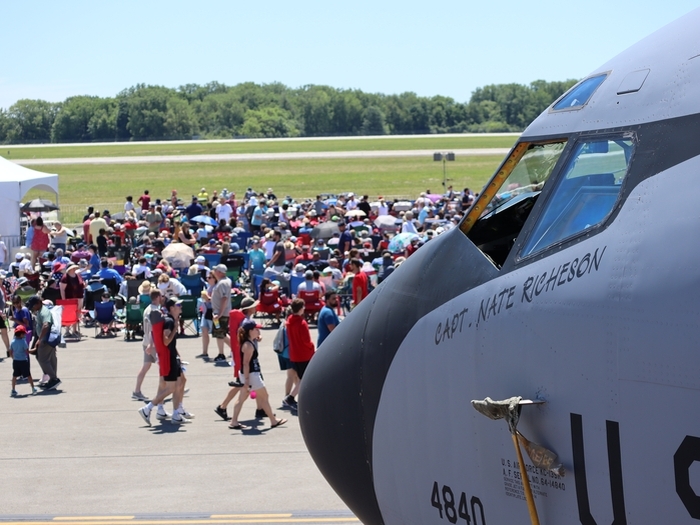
[1,1,697,109]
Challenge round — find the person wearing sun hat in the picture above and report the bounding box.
[59,264,85,338]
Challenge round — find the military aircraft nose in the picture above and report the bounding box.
[299,229,496,525]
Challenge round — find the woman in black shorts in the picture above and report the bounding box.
[229,319,287,431]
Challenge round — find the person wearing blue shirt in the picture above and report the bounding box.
[88,245,101,275]
[96,258,123,284]
[185,197,203,220]
[317,291,340,348]
[248,239,266,276]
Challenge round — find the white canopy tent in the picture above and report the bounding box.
[0,155,59,239]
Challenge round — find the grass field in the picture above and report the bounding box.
[3,134,518,159]
[10,135,514,224]
[27,154,504,223]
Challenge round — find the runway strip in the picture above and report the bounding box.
[13,148,510,166]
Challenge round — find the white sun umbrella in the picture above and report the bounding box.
[161,243,195,270]
[374,215,401,228]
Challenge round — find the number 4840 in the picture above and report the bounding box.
[431,482,485,525]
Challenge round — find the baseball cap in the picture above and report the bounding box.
[14,325,26,335]
[164,297,184,310]
[213,264,228,273]
[25,295,42,309]
[241,318,262,331]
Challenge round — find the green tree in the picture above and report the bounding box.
[0,109,10,143]
[360,106,387,135]
[164,97,196,138]
[125,85,175,139]
[51,96,104,142]
[295,85,335,136]
[87,99,118,141]
[5,99,58,143]
[239,107,299,138]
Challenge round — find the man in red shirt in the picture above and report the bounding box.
[294,245,313,265]
[137,190,151,215]
[350,258,369,307]
[286,298,315,384]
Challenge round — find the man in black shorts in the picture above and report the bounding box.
[138,298,191,425]
[210,264,232,363]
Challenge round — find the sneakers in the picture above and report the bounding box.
[156,409,170,420]
[171,413,191,424]
[213,354,227,362]
[282,396,298,410]
[214,406,230,421]
[45,378,61,391]
[132,391,148,401]
[32,388,38,395]
[11,389,17,397]
[228,379,244,388]
[179,409,195,419]
[138,406,152,426]
[255,408,267,419]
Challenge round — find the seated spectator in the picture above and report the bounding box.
[138,280,153,296]
[193,255,211,277]
[156,273,187,298]
[71,243,91,263]
[294,245,313,266]
[77,258,91,280]
[297,270,321,293]
[291,263,306,278]
[131,257,152,279]
[96,258,123,284]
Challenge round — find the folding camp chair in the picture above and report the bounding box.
[94,300,117,337]
[125,302,144,341]
[56,299,81,340]
[256,289,283,326]
[298,289,323,323]
[179,274,205,298]
[224,255,245,284]
[179,295,199,336]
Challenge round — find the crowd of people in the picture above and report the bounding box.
[2,184,475,426]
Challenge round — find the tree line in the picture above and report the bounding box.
[0,79,578,144]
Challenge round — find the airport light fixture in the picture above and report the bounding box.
[433,152,455,187]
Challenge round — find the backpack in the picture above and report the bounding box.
[45,305,63,347]
[273,325,286,354]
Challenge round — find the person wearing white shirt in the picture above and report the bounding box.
[345,193,358,211]
[401,212,418,234]
[131,258,153,279]
[157,274,187,298]
[377,199,389,216]
[216,198,233,223]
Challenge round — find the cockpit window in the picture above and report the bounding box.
[519,136,634,258]
[552,73,607,111]
[463,142,566,267]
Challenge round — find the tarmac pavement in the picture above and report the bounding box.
[0,323,352,523]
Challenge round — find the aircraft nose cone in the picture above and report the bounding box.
[299,229,496,525]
